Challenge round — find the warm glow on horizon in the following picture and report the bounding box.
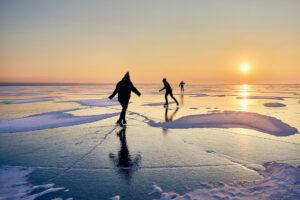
[0,1,299,84]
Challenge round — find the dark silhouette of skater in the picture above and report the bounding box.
[109,72,141,127]
[109,128,141,182]
[159,78,179,106]
[179,81,185,94]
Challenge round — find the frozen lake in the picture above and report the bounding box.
[0,84,299,200]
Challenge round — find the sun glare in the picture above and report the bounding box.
[241,65,249,72]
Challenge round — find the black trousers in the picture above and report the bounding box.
[119,98,129,122]
[165,91,178,105]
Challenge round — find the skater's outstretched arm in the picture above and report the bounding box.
[131,85,141,96]
[109,83,119,99]
[159,87,165,92]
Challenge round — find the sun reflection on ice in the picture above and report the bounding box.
[240,84,249,111]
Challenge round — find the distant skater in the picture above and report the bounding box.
[179,81,185,94]
[159,78,179,106]
[109,72,141,127]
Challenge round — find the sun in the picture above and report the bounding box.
[241,65,249,72]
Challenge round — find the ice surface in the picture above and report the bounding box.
[0,165,65,200]
[263,103,286,107]
[1,84,300,200]
[58,98,120,107]
[152,162,300,200]
[0,109,118,133]
[149,111,298,136]
[1,97,55,104]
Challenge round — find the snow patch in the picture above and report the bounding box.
[2,97,55,104]
[190,94,209,97]
[143,102,175,106]
[58,98,120,107]
[16,92,41,96]
[149,111,298,136]
[111,195,120,200]
[264,103,286,107]
[236,96,284,100]
[150,184,163,194]
[152,162,300,200]
[0,166,66,200]
[0,109,118,133]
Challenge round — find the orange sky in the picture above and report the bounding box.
[0,0,299,84]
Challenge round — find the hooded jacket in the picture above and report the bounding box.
[110,77,141,102]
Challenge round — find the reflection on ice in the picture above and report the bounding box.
[109,128,141,183]
[240,84,249,111]
[165,107,179,122]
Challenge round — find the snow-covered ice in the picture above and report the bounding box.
[236,96,285,100]
[0,165,66,200]
[111,195,120,200]
[263,103,286,107]
[152,162,300,200]
[149,111,298,136]
[143,102,175,106]
[58,98,120,107]
[1,97,56,104]
[0,109,118,133]
[150,184,163,194]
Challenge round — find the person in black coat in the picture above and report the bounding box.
[159,78,179,106]
[109,72,141,127]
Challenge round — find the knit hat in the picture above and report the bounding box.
[124,72,130,79]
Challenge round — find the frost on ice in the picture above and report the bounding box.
[149,111,298,136]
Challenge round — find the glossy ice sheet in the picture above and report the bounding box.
[0,84,299,199]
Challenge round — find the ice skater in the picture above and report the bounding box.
[109,72,141,127]
[179,81,185,94]
[159,78,179,106]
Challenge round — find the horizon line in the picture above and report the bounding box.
[0,82,300,86]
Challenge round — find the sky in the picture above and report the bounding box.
[0,0,299,84]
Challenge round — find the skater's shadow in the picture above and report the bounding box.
[109,128,141,183]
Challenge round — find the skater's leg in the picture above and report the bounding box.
[170,92,179,106]
[117,108,123,127]
[120,99,129,124]
[165,93,169,105]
